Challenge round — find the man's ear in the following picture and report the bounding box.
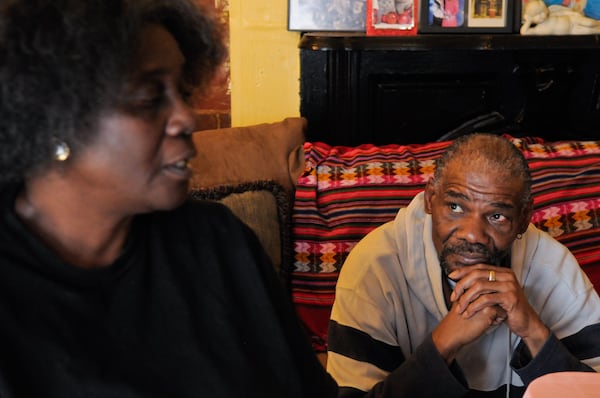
[519,199,534,234]
[424,179,435,214]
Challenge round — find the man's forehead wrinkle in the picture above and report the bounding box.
[440,155,514,187]
[444,185,516,204]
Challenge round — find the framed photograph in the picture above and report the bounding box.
[288,0,367,32]
[419,0,513,32]
[366,0,418,36]
[467,0,508,28]
[419,0,466,31]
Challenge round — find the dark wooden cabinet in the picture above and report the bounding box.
[299,33,600,145]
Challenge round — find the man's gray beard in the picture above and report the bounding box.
[440,242,510,277]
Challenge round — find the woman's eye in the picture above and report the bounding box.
[127,85,163,109]
[180,84,194,103]
[138,95,163,108]
[181,91,193,104]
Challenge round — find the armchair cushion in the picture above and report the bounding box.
[189,181,291,283]
[189,117,307,195]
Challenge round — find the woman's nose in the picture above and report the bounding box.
[166,97,197,137]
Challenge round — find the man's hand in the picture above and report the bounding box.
[448,264,551,357]
[432,301,506,364]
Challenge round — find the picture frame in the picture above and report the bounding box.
[288,0,367,32]
[467,0,510,28]
[515,0,524,32]
[366,0,418,36]
[419,0,513,32]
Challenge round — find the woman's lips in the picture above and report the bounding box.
[163,158,193,179]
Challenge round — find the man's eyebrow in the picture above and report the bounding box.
[445,190,468,201]
[490,201,515,210]
[445,190,516,210]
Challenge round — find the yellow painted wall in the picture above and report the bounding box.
[229,0,301,126]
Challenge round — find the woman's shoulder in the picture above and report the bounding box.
[154,198,239,225]
[178,198,232,216]
[143,198,249,239]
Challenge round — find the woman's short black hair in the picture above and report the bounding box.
[0,0,226,182]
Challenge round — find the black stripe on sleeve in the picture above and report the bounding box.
[338,386,366,398]
[328,319,405,372]
[561,323,600,360]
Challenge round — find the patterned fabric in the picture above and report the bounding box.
[291,136,600,351]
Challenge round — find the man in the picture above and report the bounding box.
[327,134,600,397]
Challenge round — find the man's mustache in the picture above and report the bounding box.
[441,241,492,261]
[439,240,510,273]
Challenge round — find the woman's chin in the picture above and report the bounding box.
[146,182,189,212]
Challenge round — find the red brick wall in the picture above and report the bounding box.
[193,0,231,130]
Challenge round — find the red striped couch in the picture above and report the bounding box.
[292,136,600,352]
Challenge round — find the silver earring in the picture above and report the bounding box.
[516,233,523,240]
[54,141,70,162]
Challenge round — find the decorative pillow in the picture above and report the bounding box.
[189,117,307,195]
[291,136,600,352]
[189,181,292,286]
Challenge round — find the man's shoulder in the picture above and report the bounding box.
[348,220,398,262]
[346,198,425,267]
[520,223,574,260]
[339,220,404,286]
[518,223,586,288]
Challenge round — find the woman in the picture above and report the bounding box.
[0,1,337,397]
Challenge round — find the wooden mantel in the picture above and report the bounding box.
[299,33,600,145]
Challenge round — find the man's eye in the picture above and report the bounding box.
[490,213,508,223]
[449,203,463,213]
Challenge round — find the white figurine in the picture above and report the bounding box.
[520,0,600,35]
